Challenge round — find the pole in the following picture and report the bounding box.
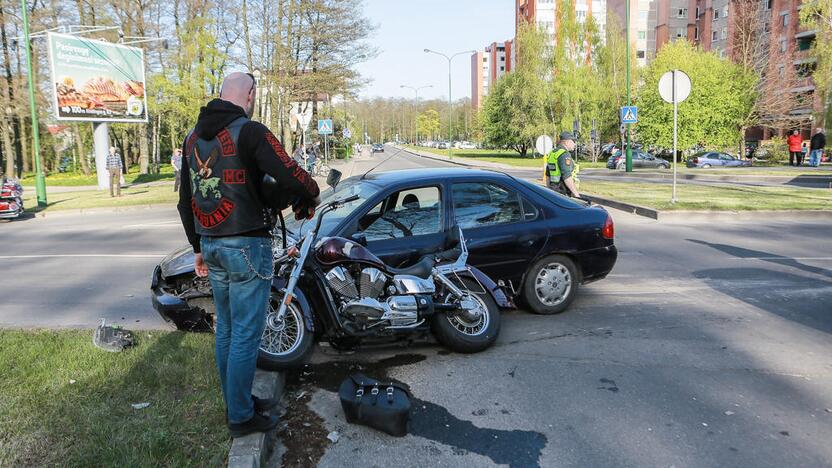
[672,70,678,203]
[625,0,633,173]
[92,122,110,189]
[447,57,453,158]
[414,89,419,144]
[20,0,47,207]
[344,97,350,161]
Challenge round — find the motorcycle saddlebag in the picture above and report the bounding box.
[338,373,411,437]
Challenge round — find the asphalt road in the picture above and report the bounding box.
[2,146,831,467]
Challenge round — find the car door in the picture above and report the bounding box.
[450,180,546,288]
[346,184,448,268]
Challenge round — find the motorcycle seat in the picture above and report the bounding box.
[386,256,434,279]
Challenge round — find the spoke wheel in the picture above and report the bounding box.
[260,299,304,357]
[444,292,489,337]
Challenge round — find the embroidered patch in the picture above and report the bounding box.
[217,129,236,156]
[192,197,235,228]
[223,169,246,184]
[566,159,572,166]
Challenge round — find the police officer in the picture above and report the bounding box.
[178,72,320,438]
[544,132,581,198]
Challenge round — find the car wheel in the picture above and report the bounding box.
[257,290,314,370]
[523,255,579,315]
[702,164,711,168]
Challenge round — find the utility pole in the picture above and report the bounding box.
[20,0,46,207]
[424,49,476,158]
[625,0,633,172]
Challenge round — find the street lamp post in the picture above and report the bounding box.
[625,0,633,173]
[400,84,432,145]
[424,49,476,158]
[20,0,46,207]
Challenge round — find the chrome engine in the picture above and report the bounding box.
[325,266,434,329]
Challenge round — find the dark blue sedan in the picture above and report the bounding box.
[152,169,617,328]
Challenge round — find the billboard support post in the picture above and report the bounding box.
[20,0,47,207]
[93,122,110,189]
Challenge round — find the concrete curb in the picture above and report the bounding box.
[583,194,832,222]
[227,370,286,468]
[582,195,659,219]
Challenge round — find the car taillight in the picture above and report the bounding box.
[693,158,698,164]
[601,215,614,240]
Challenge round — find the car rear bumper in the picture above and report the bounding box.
[577,245,617,284]
[150,265,213,332]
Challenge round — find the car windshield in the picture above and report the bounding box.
[282,178,381,238]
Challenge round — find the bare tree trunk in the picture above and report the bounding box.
[74,125,90,175]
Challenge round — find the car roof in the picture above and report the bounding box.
[359,167,513,185]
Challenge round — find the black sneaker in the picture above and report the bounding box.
[228,412,279,438]
[253,395,280,413]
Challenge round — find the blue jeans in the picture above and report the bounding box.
[809,149,823,167]
[200,236,273,424]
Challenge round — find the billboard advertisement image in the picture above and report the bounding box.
[47,32,148,122]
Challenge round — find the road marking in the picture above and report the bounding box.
[0,254,166,259]
[734,257,832,261]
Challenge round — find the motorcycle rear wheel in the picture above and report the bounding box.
[257,290,314,370]
[431,278,501,353]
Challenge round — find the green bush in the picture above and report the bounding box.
[755,137,788,162]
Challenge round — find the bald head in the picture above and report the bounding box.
[219,72,256,117]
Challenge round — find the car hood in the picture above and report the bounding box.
[160,245,195,278]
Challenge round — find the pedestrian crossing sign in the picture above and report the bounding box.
[620,106,638,124]
[318,119,333,135]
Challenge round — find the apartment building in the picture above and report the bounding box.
[608,0,657,65]
[471,41,513,110]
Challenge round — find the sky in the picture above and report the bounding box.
[358,0,515,101]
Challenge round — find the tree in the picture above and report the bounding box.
[636,41,757,150]
[480,21,548,156]
[417,109,440,140]
[800,0,832,129]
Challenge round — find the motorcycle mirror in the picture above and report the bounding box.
[350,232,368,247]
[327,169,342,190]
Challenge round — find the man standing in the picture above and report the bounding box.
[544,132,581,198]
[178,72,320,437]
[171,148,183,192]
[106,146,123,197]
[809,128,826,167]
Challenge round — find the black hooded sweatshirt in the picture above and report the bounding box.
[177,99,319,253]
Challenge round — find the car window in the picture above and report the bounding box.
[452,183,524,229]
[521,197,539,221]
[361,186,442,241]
[720,154,734,160]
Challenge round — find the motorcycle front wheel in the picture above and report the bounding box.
[257,290,314,370]
[431,277,501,353]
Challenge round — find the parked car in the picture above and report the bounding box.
[152,168,617,333]
[458,141,478,150]
[0,176,24,220]
[606,150,670,169]
[437,141,450,150]
[686,151,751,168]
[372,143,385,153]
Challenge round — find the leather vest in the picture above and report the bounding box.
[186,117,269,237]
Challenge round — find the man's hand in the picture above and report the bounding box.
[292,195,320,220]
[194,253,209,278]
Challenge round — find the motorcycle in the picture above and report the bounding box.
[0,176,24,220]
[257,170,503,370]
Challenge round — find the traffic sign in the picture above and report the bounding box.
[658,70,692,104]
[535,135,553,156]
[620,106,638,124]
[317,119,333,135]
[342,128,351,139]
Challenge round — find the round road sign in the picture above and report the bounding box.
[658,70,692,104]
[535,135,553,156]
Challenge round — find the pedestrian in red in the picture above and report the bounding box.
[787,130,803,166]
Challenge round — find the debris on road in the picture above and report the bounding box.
[327,431,340,443]
[725,411,735,416]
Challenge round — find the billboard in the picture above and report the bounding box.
[47,32,148,122]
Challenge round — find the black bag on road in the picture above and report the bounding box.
[338,373,411,437]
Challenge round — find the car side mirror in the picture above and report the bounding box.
[327,169,342,190]
[351,232,368,247]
